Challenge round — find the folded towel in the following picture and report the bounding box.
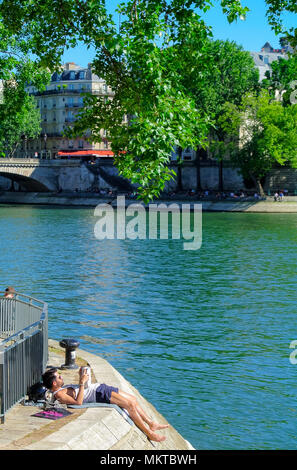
[67,402,133,426]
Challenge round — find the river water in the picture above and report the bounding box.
[1,204,297,449]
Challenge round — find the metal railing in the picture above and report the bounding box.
[0,293,48,423]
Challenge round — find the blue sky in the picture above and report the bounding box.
[62,0,296,66]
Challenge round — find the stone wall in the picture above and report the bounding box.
[264,168,297,193]
[166,163,244,192]
[0,159,297,194]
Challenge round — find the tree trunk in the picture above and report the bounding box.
[256,179,265,198]
[8,142,19,159]
[249,172,265,198]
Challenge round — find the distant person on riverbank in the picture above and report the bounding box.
[4,286,15,298]
[279,191,284,201]
[42,367,168,442]
[274,192,279,202]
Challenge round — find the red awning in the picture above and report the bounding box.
[57,150,114,157]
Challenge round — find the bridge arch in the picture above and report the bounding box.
[0,171,51,192]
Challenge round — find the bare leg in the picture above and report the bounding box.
[116,390,169,431]
[110,390,167,442]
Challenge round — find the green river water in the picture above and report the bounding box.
[1,204,297,449]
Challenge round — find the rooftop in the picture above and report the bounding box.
[51,62,102,83]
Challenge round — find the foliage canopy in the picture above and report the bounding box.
[0,1,296,199]
[218,89,297,195]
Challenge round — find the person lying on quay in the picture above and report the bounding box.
[42,367,169,442]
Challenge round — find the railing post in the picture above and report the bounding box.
[29,298,32,326]
[0,349,5,424]
[20,331,26,400]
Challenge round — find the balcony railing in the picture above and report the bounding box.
[0,293,48,423]
[31,89,113,97]
[65,103,82,108]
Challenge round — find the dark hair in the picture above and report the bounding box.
[42,368,58,389]
[4,286,15,296]
[5,286,15,292]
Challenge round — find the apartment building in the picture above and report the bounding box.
[18,62,114,159]
[250,41,291,81]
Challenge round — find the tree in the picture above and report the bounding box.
[0,61,47,157]
[0,0,296,200]
[0,27,50,158]
[0,84,42,158]
[186,39,259,191]
[219,90,297,196]
[262,55,297,106]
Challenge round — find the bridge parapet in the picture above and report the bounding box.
[0,158,131,192]
[0,159,81,168]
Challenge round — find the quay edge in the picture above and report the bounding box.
[0,339,195,451]
[1,191,297,212]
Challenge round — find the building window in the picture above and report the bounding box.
[66,111,73,122]
[78,71,85,80]
[69,71,76,80]
[78,140,84,148]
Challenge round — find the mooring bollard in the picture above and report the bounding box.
[59,338,80,369]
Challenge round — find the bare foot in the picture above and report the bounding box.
[150,422,169,431]
[148,431,166,442]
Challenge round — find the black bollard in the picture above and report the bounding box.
[59,338,80,369]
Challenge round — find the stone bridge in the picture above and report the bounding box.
[2,158,296,194]
[0,159,133,192]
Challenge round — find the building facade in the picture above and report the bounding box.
[18,62,114,159]
[249,41,291,81]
